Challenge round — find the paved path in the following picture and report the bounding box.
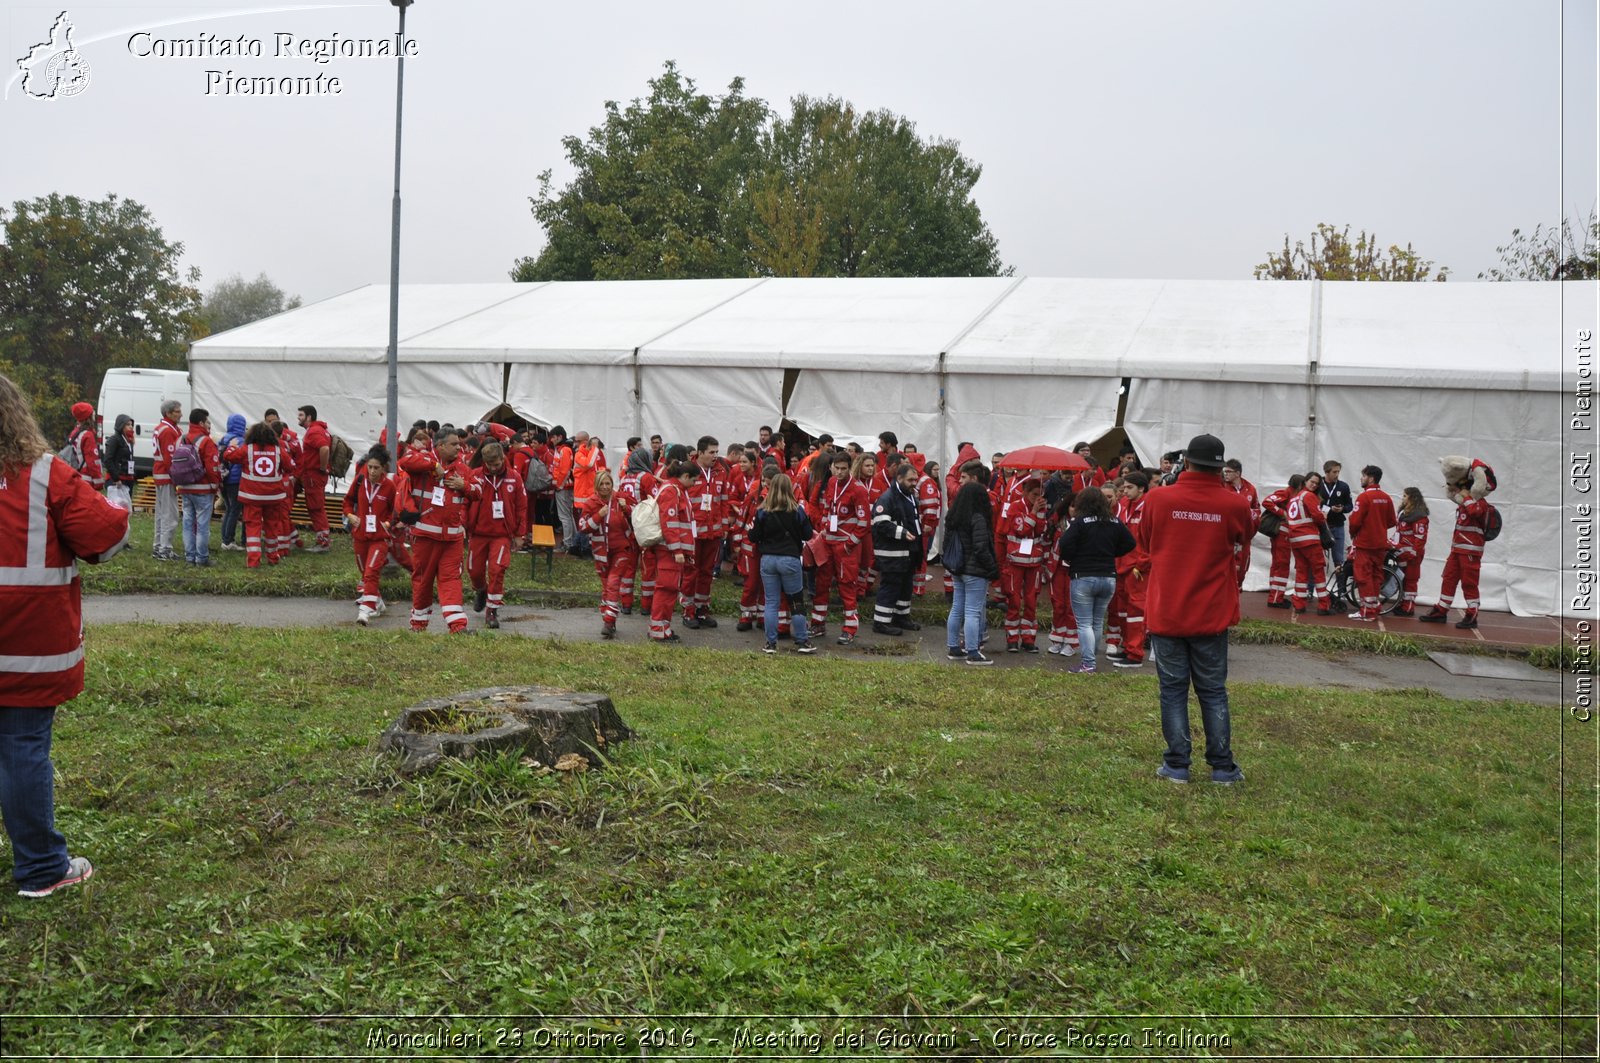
[84,594,1563,705]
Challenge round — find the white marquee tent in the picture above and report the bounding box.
[188,277,1589,618]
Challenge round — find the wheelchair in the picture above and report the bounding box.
[1324,548,1404,616]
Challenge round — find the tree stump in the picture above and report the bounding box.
[378,685,631,776]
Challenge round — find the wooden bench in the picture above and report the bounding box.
[529,523,557,580]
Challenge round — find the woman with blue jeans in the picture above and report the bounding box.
[942,480,1001,665]
[748,475,816,654]
[1057,486,1135,672]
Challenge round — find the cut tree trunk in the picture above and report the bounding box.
[378,685,631,776]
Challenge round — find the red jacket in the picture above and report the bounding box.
[1115,494,1151,577]
[1396,511,1429,562]
[151,416,181,484]
[467,466,528,539]
[580,494,637,564]
[344,475,400,541]
[1225,477,1261,529]
[223,442,291,505]
[176,423,222,495]
[656,480,695,554]
[1449,498,1492,555]
[70,425,104,489]
[571,443,600,505]
[1002,495,1048,566]
[619,470,658,504]
[1348,487,1397,550]
[1282,488,1327,548]
[400,450,478,541]
[946,443,979,506]
[916,474,942,539]
[0,454,130,706]
[299,421,332,479]
[818,477,869,546]
[686,463,726,540]
[550,445,575,491]
[1137,470,1254,637]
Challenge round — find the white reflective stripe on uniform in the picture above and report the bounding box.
[0,644,85,673]
[876,549,911,559]
[28,455,51,568]
[413,522,463,536]
[0,564,78,586]
[1454,543,1483,553]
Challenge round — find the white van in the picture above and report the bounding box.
[96,367,190,478]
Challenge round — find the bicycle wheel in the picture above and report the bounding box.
[1377,564,1403,615]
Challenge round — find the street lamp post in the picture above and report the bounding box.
[384,0,412,460]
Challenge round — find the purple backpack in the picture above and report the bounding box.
[169,438,205,485]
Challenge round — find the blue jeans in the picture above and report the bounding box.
[1328,523,1347,567]
[0,707,69,891]
[760,554,810,643]
[1070,575,1116,669]
[1150,633,1237,773]
[947,574,988,658]
[181,492,213,562]
[220,482,242,545]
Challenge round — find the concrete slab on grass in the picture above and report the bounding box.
[1427,651,1554,683]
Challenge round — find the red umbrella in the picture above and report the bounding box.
[997,445,1090,471]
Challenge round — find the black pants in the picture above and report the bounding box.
[873,568,914,627]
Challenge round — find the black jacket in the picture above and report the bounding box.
[944,506,1001,582]
[103,422,136,485]
[871,484,922,573]
[1319,479,1353,527]
[750,507,812,557]
[1058,515,1135,578]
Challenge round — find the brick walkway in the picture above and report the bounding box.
[1240,592,1574,652]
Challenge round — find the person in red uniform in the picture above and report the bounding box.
[1283,473,1331,614]
[1045,492,1080,656]
[1419,490,1493,629]
[265,409,304,551]
[913,460,942,597]
[999,476,1048,652]
[176,409,222,566]
[1260,481,1295,607]
[650,461,697,642]
[296,405,333,552]
[223,422,291,569]
[65,402,104,492]
[1221,459,1261,588]
[1070,441,1107,494]
[151,398,183,560]
[1106,472,1151,667]
[343,448,400,625]
[732,452,765,631]
[1392,487,1430,617]
[810,451,870,644]
[1138,433,1252,785]
[853,451,881,601]
[682,436,725,629]
[1346,464,1398,621]
[581,469,637,639]
[466,440,527,631]
[399,428,478,633]
[618,446,658,615]
[0,371,130,897]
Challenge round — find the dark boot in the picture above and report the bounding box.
[601,621,616,639]
[696,608,718,629]
[485,608,500,630]
[473,588,488,613]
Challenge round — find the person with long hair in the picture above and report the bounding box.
[852,451,880,601]
[618,445,658,616]
[343,447,399,625]
[1260,474,1298,608]
[580,468,637,639]
[943,480,1002,665]
[1284,472,1331,614]
[1044,491,1080,656]
[732,454,766,631]
[1392,487,1430,617]
[649,461,698,643]
[1058,485,1135,673]
[0,371,129,897]
[751,473,816,653]
[223,422,291,569]
[466,440,527,630]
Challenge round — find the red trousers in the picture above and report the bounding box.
[740,548,763,621]
[1399,555,1423,610]
[270,500,293,561]
[1266,535,1291,602]
[468,536,513,610]
[1048,563,1079,650]
[594,555,630,623]
[613,545,639,610]
[1109,572,1147,662]
[410,536,466,632]
[1353,547,1387,619]
[650,547,687,639]
[811,544,861,635]
[1001,563,1042,646]
[242,502,272,568]
[303,472,330,547]
[353,535,387,608]
[684,538,719,617]
[1436,550,1482,615]
[1233,538,1251,589]
[640,548,658,612]
[1289,541,1327,608]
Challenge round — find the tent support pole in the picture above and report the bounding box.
[632,347,643,440]
[937,350,949,476]
[1305,278,1323,471]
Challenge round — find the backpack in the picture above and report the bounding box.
[57,427,85,471]
[631,495,664,548]
[169,438,205,485]
[524,456,554,495]
[1471,458,1497,495]
[1482,502,1502,542]
[941,524,966,573]
[326,435,354,478]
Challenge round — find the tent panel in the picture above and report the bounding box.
[639,366,782,451]
[189,284,530,352]
[507,363,635,454]
[785,370,941,455]
[943,375,1122,471]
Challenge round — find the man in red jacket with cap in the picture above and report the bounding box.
[1138,433,1252,786]
[1346,464,1397,621]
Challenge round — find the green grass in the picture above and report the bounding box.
[0,624,1587,1057]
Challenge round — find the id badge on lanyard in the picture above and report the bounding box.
[365,514,378,534]
[492,499,505,520]
[431,485,446,507]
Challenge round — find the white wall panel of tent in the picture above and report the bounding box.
[187,277,1587,617]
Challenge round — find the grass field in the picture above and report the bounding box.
[0,624,1590,1057]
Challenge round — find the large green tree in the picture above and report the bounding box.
[202,272,301,334]
[1255,223,1448,281]
[1479,210,1599,280]
[0,193,203,439]
[513,64,1008,281]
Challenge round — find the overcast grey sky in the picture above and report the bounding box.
[2,0,1594,305]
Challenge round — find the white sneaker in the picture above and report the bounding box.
[357,605,373,626]
[373,599,387,617]
[19,856,93,898]
[1046,643,1063,655]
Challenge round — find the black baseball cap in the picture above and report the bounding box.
[1185,433,1226,468]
